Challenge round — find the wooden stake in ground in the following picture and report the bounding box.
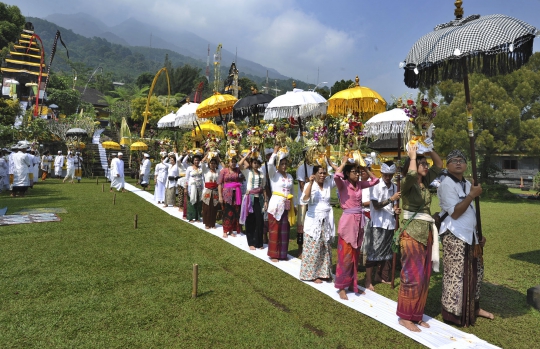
[192,264,198,298]
[102,184,104,192]
[113,193,116,205]
[96,177,99,185]
[134,214,138,229]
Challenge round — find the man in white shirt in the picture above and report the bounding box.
[54,150,64,178]
[110,152,125,192]
[10,145,31,197]
[365,161,401,291]
[438,149,493,326]
[139,153,151,190]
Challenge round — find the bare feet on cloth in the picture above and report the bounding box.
[399,319,421,332]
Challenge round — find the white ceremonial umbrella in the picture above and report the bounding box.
[157,112,178,129]
[263,88,327,120]
[175,102,199,129]
[363,108,410,140]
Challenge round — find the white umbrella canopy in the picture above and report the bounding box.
[157,112,178,129]
[364,108,410,139]
[263,88,327,120]
[175,102,199,128]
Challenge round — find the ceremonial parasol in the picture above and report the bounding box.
[327,76,387,118]
[157,112,178,128]
[402,0,539,250]
[130,141,148,151]
[263,87,327,120]
[234,89,274,123]
[364,108,410,139]
[191,121,224,141]
[175,102,199,129]
[196,92,238,119]
[66,128,88,137]
[102,141,121,150]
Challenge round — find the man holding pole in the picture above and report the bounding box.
[438,149,493,326]
[365,161,401,291]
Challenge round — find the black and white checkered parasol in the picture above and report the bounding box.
[403,14,539,88]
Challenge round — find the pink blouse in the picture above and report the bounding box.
[334,172,379,248]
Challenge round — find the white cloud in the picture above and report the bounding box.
[249,9,356,80]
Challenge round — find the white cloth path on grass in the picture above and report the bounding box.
[92,129,110,179]
[123,182,500,349]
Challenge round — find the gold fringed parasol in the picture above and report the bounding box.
[327,76,386,117]
[196,92,238,119]
[102,141,121,150]
[130,141,148,151]
[191,121,224,141]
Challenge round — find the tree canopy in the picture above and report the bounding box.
[431,52,540,182]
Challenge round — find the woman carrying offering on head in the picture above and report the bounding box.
[299,162,335,283]
[333,156,379,300]
[201,154,221,229]
[266,145,295,262]
[238,150,267,250]
[218,155,244,238]
[184,153,204,222]
[396,143,442,332]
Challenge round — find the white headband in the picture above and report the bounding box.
[381,163,396,174]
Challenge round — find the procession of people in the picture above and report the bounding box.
[0,100,495,336]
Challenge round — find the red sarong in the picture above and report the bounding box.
[396,231,433,322]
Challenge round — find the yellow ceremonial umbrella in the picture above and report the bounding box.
[196,92,238,119]
[102,141,121,150]
[327,76,387,118]
[130,141,148,151]
[191,121,224,141]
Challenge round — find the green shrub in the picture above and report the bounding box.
[481,183,519,200]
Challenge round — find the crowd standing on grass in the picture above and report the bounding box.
[132,144,494,332]
[0,139,493,331]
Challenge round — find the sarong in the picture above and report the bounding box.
[245,197,263,248]
[164,187,176,206]
[364,227,394,262]
[64,168,75,181]
[267,212,290,259]
[396,231,433,322]
[154,181,165,202]
[202,188,219,228]
[441,232,483,327]
[187,200,202,221]
[334,236,359,293]
[177,186,184,207]
[110,176,124,191]
[222,203,241,234]
[182,189,188,219]
[300,233,332,281]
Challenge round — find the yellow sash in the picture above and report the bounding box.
[272,191,296,226]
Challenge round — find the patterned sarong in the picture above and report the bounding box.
[396,231,433,322]
[441,232,483,327]
[267,212,290,259]
[300,234,332,281]
[334,236,359,293]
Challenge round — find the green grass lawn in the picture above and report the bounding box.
[0,178,539,348]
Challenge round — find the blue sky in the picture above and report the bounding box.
[5,0,540,103]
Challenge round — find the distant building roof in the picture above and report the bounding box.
[75,87,108,107]
[112,82,125,87]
